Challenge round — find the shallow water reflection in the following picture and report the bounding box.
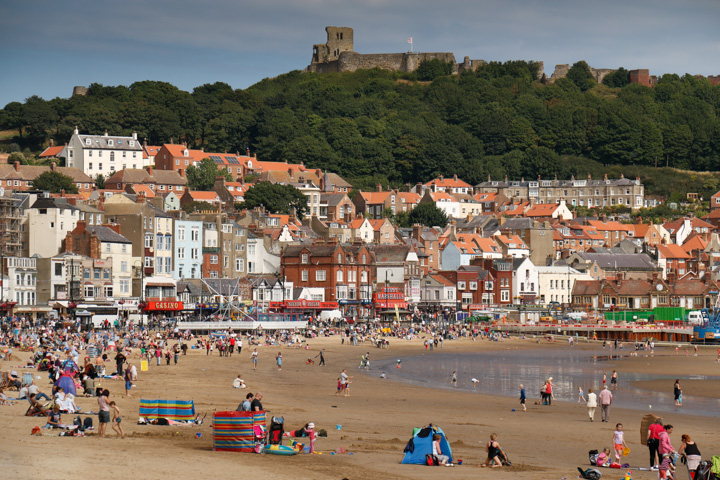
[373,347,720,418]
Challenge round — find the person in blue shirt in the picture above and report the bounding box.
[519,384,527,411]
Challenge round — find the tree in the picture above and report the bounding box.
[95,174,105,190]
[406,201,448,228]
[238,182,309,219]
[186,158,232,191]
[32,171,79,194]
[416,59,454,81]
[602,67,630,88]
[182,201,214,214]
[566,61,596,92]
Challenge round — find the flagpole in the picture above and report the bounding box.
[408,37,413,53]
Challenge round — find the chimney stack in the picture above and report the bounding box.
[376,183,382,192]
[51,162,57,172]
[132,131,137,140]
[146,165,154,176]
[14,161,20,172]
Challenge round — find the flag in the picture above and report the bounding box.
[407,38,412,43]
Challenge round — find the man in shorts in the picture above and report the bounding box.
[124,364,133,397]
[97,389,111,437]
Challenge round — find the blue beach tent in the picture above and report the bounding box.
[401,424,453,464]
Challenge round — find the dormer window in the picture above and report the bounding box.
[247,160,253,168]
[108,140,113,146]
[183,148,189,157]
[129,140,134,146]
[85,138,91,145]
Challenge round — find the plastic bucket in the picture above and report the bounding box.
[336,424,342,430]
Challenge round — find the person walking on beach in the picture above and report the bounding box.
[519,384,526,411]
[451,371,457,387]
[673,379,682,406]
[578,386,586,403]
[97,389,110,437]
[613,423,628,462]
[611,370,618,390]
[275,352,282,371]
[251,392,264,411]
[586,388,597,421]
[602,372,607,387]
[647,418,664,470]
[250,349,258,371]
[471,378,479,390]
[544,377,555,406]
[598,385,613,422]
[109,401,124,438]
[315,349,325,366]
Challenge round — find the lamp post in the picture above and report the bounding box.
[134,260,145,327]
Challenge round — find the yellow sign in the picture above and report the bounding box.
[141,359,148,372]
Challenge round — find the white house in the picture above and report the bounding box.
[536,265,593,305]
[440,234,502,270]
[512,257,539,304]
[28,196,79,258]
[174,219,203,280]
[66,127,147,178]
[246,230,280,275]
[1,257,44,319]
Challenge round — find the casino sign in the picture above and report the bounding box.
[142,301,184,311]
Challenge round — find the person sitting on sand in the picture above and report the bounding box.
[26,393,48,416]
[432,433,452,466]
[0,388,15,405]
[232,375,246,389]
[46,405,65,429]
[481,433,508,468]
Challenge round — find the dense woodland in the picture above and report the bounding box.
[1,61,719,200]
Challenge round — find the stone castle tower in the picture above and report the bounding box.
[312,26,354,64]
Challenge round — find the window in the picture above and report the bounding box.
[165,235,172,250]
[191,228,199,241]
[210,255,218,264]
[120,279,130,294]
[337,270,343,282]
[178,227,185,241]
[98,150,102,157]
[301,270,308,281]
[121,261,128,273]
[156,257,163,271]
[156,234,163,250]
[469,281,477,290]
[178,248,185,260]
[316,270,327,281]
[458,281,466,290]
[235,258,244,272]
[110,152,115,162]
[54,263,62,276]
[301,253,309,264]
[89,162,93,170]
[191,248,198,260]
[94,268,101,280]
[501,290,510,302]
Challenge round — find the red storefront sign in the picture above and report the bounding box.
[268,300,339,310]
[143,301,184,311]
[373,287,407,308]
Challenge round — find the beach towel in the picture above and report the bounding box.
[213,411,266,452]
[139,399,196,421]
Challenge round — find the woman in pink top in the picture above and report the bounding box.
[658,424,675,456]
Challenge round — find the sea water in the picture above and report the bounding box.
[372,347,720,418]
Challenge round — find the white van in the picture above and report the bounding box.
[687,310,704,325]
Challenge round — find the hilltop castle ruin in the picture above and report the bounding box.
[305,26,715,88]
[305,26,493,76]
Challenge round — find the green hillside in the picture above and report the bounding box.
[1,61,719,198]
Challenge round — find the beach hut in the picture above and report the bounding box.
[401,424,453,464]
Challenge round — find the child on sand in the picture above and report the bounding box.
[481,433,507,468]
[519,384,526,411]
[109,401,124,438]
[613,423,628,462]
[596,447,611,467]
[451,371,457,387]
[432,433,452,466]
[578,386,585,403]
[276,352,282,371]
[659,453,675,479]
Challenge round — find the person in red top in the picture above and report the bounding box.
[647,418,664,470]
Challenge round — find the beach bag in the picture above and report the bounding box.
[589,449,599,466]
[425,454,439,466]
[83,417,93,430]
[578,468,602,480]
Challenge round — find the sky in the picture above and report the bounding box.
[1,0,718,108]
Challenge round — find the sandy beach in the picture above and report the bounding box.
[2,335,719,480]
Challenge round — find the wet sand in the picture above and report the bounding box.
[1,336,719,480]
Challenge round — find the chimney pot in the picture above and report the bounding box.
[14,161,20,172]
[51,162,56,171]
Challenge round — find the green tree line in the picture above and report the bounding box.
[1,61,719,195]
